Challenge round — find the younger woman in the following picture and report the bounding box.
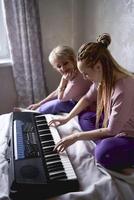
[49,34,134,173]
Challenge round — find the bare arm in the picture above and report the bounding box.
[54,127,112,153]
[65,96,90,120]
[49,96,90,126]
[29,75,69,110]
[28,89,58,110]
[76,127,111,140]
[41,75,69,104]
[58,76,68,100]
[39,89,58,105]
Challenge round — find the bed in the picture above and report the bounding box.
[0,112,134,200]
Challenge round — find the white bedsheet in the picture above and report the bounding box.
[0,113,134,200]
[0,113,12,200]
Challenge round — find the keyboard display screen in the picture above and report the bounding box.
[14,120,40,160]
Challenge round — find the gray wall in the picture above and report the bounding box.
[1,0,134,114]
[0,65,18,114]
[39,0,134,94]
[83,0,134,73]
[39,0,86,92]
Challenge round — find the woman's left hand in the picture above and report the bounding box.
[54,133,78,153]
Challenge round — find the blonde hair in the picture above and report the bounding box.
[48,45,77,69]
[77,33,134,128]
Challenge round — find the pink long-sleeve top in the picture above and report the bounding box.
[85,76,134,135]
[61,72,92,102]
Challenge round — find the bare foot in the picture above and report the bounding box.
[13,107,22,112]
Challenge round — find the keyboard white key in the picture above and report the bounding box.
[45,114,77,180]
[35,114,77,180]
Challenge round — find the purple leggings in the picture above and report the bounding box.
[78,111,134,171]
[38,99,77,114]
[78,111,103,131]
[95,137,134,171]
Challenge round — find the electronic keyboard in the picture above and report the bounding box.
[9,112,79,199]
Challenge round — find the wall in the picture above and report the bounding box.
[83,0,134,73]
[0,65,18,114]
[39,0,134,94]
[38,0,85,93]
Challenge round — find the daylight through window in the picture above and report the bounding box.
[0,0,11,64]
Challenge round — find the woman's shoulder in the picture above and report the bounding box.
[115,75,134,88]
[73,72,91,84]
[113,76,134,98]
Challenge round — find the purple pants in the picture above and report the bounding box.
[95,137,134,171]
[38,99,77,114]
[78,111,134,171]
[78,111,103,131]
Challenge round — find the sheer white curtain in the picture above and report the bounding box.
[0,1,10,62]
[3,0,48,107]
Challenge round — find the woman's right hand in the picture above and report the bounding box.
[48,115,70,127]
[63,72,74,81]
[27,103,40,110]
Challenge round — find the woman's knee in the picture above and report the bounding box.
[94,137,134,170]
[94,138,116,169]
[39,104,53,114]
[39,99,60,114]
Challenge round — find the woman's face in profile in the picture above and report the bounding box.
[77,60,102,83]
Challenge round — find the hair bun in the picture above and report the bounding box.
[97,33,111,48]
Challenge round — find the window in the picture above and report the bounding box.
[0,0,11,64]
